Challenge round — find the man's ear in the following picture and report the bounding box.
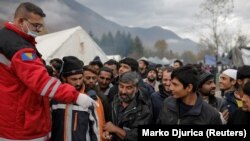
[237,79,243,86]
[15,17,24,25]
[186,84,193,93]
[231,79,237,86]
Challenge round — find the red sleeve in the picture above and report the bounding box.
[11,48,79,103]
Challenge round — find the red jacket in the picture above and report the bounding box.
[0,22,79,140]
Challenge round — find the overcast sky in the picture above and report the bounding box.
[77,0,250,42]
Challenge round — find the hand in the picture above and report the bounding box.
[104,121,118,133]
[76,93,96,109]
[222,109,229,121]
[219,109,229,124]
[102,131,112,140]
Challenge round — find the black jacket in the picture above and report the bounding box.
[110,90,153,141]
[228,109,250,124]
[151,84,171,121]
[51,100,99,141]
[157,94,222,125]
[224,90,239,116]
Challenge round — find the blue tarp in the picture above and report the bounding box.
[204,55,216,65]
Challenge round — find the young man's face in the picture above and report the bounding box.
[83,70,97,89]
[200,78,216,96]
[147,70,157,82]
[64,74,84,91]
[138,60,146,70]
[157,69,163,80]
[173,62,181,69]
[170,78,189,99]
[219,74,236,91]
[104,64,118,78]
[118,63,132,76]
[98,71,112,89]
[162,71,171,92]
[242,94,250,112]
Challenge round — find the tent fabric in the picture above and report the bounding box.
[241,48,250,65]
[228,47,250,67]
[36,26,108,65]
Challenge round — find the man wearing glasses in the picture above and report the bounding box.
[0,2,95,141]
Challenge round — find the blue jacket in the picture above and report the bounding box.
[151,84,171,121]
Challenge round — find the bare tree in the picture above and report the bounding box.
[197,0,234,71]
[196,0,234,63]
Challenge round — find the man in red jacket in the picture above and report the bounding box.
[0,2,95,141]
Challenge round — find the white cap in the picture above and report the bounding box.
[222,69,237,80]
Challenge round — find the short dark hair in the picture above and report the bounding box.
[119,57,138,72]
[162,66,174,73]
[104,59,119,71]
[83,65,98,75]
[155,64,163,68]
[171,66,198,92]
[15,2,46,18]
[174,59,183,66]
[237,65,250,80]
[243,80,250,96]
[99,66,114,79]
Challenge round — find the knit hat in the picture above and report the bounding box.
[222,69,237,80]
[89,56,103,68]
[198,71,214,88]
[61,56,83,77]
[119,57,138,72]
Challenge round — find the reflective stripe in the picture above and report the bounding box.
[65,105,73,141]
[0,134,50,141]
[0,54,11,66]
[40,77,56,96]
[52,104,88,112]
[48,80,61,98]
[89,106,100,141]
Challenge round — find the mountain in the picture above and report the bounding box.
[0,0,201,54]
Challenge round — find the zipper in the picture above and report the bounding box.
[177,118,180,125]
[123,107,137,115]
[118,107,137,125]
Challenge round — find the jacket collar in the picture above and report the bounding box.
[4,22,37,45]
[167,94,203,117]
[158,84,171,98]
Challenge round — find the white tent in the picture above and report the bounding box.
[36,26,108,65]
[107,55,121,62]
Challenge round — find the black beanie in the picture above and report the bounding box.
[89,56,103,68]
[61,56,83,77]
[119,57,138,72]
[198,71,214,88]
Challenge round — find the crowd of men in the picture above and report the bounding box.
[45,56,250,141]
[1,2,250,141]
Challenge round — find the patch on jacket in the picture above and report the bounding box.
[21,52,36,61]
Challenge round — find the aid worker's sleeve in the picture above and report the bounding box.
[11,48,79,103]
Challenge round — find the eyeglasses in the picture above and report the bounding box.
[24,18,44,30]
